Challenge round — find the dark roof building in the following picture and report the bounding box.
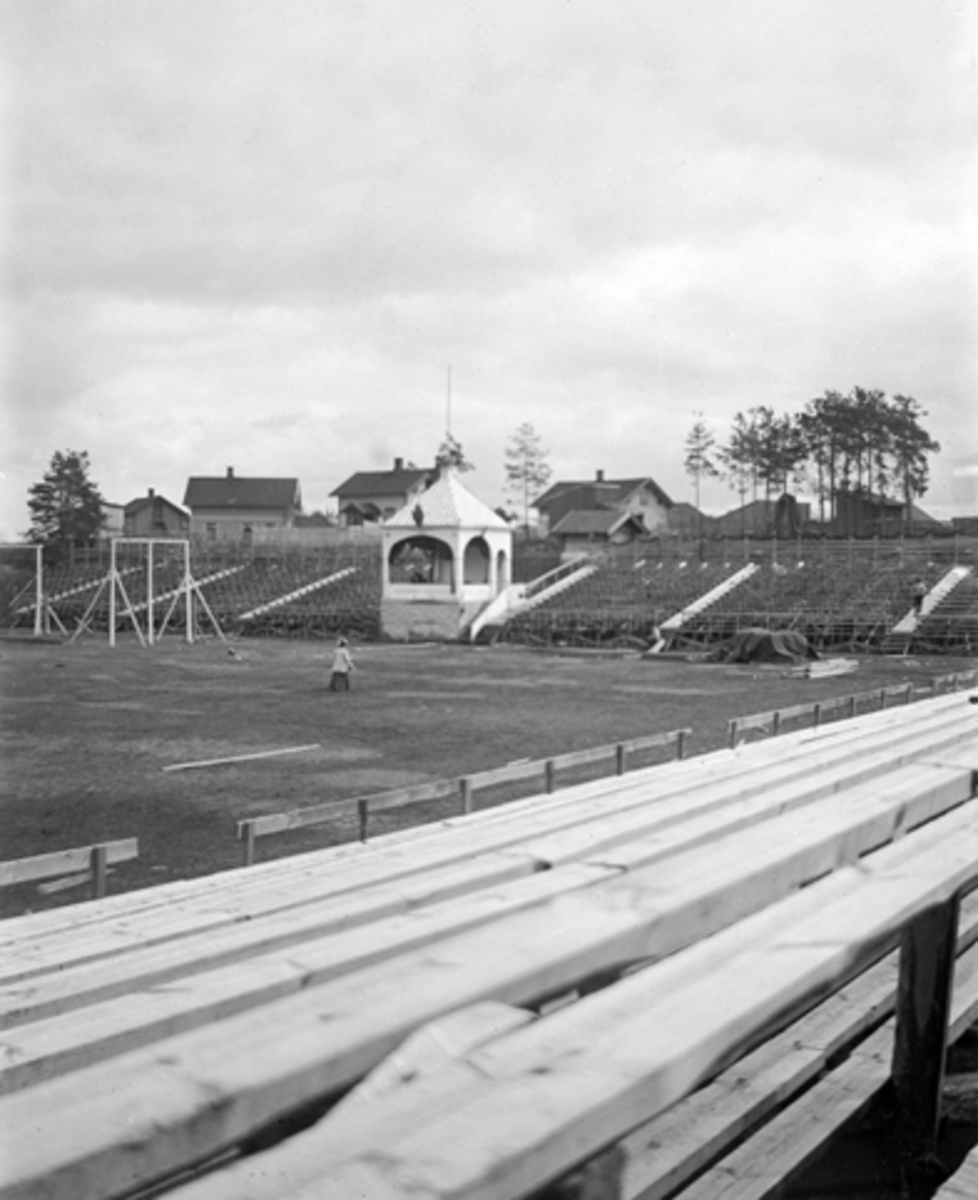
[330,457,435,525]
[535,471,673,534]
[124,489,190,538]
[183,468,302,542]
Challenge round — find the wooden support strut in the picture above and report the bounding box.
[892,891,962,1166]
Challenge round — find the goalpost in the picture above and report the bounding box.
[68,539,227,647]
[0,543,45,636]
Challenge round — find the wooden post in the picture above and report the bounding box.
[358,799,369,842]
[615,744,626,776]
[847,695,856,718]
[460,777,473,815]
[728,720,738,749]
[891,893,960,1164]
[544,760,556,794]
[90,844,108,899]
[813,702,822,727]
[676,730,686,760]
[241,822,256,867]
[771,711,781,737]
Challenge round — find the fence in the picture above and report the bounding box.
[727,670,977,748]
[237,727,691,865]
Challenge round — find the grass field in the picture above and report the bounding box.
[1,633,974,917]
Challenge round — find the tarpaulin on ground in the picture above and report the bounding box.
[706,628,819,664]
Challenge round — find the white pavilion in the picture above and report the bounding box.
[380,468,513,641]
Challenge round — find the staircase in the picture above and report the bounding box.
[239,567,358,621]
[659,563,759,632]
[468,558,597,642]
[881,565,973,655]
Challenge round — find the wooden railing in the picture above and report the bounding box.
[237,727,690,864]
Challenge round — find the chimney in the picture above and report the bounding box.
[596,469,605,483]
[148,487,155,498]
[394,457,404,471]
[226,467,234,479]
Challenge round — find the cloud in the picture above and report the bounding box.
[1,0,974,538]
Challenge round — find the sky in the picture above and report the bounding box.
[2,0,976,539]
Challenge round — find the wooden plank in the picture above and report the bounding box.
[3,711,976,988]
[4,719,972,990]
[891,894,960,1159]
[1,692,965,949]
[155,899,978,1200]
[0,840,138,889]
[0,864,615,1031]
[2,756,969,1030]
[163,745,320,774]
[255,811,978,1200]
[3,764,967,1086]
[2,784,974,1200]
[673,931,978,1200]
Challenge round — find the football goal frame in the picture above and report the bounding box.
[69,539,227,647]
[0,543,46,635]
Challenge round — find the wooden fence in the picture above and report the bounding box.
[238,727,690,865]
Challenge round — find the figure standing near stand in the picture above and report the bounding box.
[911,580,927,620]
[329,636,356,692]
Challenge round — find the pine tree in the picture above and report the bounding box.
[504,423,552,532]
[26,450,105,551]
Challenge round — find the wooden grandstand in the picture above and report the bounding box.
[4,536,977,653]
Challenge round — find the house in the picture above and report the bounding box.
[550,509,647,557]
[182,468,302,543]
[534,471,673,534]
[330,457,435,526]
[123,489,190,539]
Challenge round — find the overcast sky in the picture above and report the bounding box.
[2,0,976,539]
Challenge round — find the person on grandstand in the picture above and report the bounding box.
[911,579,926,619]
[329,636,356,692]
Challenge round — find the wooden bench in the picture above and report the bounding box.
[0,691,976,1200]
[0,838,138,906]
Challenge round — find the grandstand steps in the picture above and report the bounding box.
[660,563,759,632]
[468,560,597,642]
[238,567,358,621]
[882,566,973,654]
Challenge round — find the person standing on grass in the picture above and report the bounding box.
[329,637,356,692]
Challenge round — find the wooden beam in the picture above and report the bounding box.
[891,893,961,1163]
[163,745,320,773]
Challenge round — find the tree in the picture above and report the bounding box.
[26,449,105,552]
[683,415,720,515]
[504,423,552,531]
[888,394,940,530]
[434,432,474,473]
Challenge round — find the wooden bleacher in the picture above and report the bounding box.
[1,689,977,1199]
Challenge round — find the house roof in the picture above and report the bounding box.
[331,467,433,499]
[536,476,673,510]
[183,477,301,510]
[385,469,511,530]
[124,493,188,516]
[551,509,646,537]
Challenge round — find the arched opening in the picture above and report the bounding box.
[463,536,490,585]
[388,535,455,588]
